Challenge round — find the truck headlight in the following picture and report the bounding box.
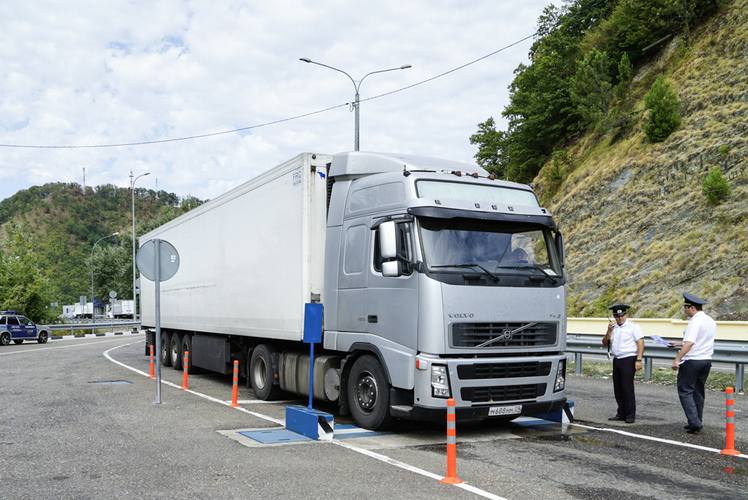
[431,365,450,398]
[554,359,566,392]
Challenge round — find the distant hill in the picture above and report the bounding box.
[0,182,200,307]
[536,0,747,320]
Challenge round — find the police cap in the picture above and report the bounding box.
[683,292,707,306]
[609,304,630,317]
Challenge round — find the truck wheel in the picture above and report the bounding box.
[13,339,23,345]
[181,335,195,373]
[37,331,49,344]
[347,355,395,431]
[250,344,280,400]
[160,332,172,367]
[170,332,183,370]
[0,332,10,346]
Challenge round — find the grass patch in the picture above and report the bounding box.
[569,360,741,392]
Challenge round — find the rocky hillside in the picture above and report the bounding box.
[541,0,748,320]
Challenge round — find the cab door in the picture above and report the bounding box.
[367,221,418,350]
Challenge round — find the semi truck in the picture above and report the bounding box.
[107,299,135,319]
[141,151,567,430]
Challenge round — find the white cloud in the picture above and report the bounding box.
[0,0,551,202]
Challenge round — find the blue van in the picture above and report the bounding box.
[0,312,52,345]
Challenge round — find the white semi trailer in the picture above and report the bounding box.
[141,152,568,430]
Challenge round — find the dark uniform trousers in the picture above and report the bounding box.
[677,359,712,428]
[612,355,637,419]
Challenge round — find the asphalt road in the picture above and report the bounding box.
[1,334,747,499]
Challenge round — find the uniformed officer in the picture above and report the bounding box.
[670,292,717,433]
[602,304,644,423]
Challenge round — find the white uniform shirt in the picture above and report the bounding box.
[611,319,644,359]
[682,311,716,360]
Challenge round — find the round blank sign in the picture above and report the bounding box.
[137,239,180,282]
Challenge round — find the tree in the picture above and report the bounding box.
[643,74,682,142]
[180,195,204,212]
[702,166,731,205]
[666,0,697,47]
[571,48,614,132]
[91,239,131,302]
[0,224,55,321]
[616,53,634,112]
[469,118,509,178]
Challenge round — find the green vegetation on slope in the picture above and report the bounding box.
[539,0,748,320]
[0,183,203,321]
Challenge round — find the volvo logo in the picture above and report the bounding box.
[448,313,475,319]
[497,329,514,341]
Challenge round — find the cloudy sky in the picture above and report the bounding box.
[0,0,551,203]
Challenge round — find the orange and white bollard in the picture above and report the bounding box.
[229,360,240,407]
[440,398,463,484]
[721,387,740,456]
[180,351,190,390]
[148,345,155,378]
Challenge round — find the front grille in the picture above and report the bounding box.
[461,383,546,403]
[452,322,557,348]
[457,361,552,380]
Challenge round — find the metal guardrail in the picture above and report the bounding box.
[566,333,748,392]
[51,321,141,336]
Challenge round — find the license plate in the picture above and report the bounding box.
[488,405,522,416]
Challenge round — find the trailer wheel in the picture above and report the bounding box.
[170,332,183,370]
[348,355,395,431]
[250,344,280,400]
[37,331,49,344]
[0,332,10,346]
[181,334,195,373]
[160,331,172,367]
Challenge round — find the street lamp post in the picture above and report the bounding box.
[130,171,150,321]
[299,58,411,151]
[91,232,118,320]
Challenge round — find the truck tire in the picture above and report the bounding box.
[347,355,395,431]
[160,331,172,367]
[170,332,183,370]
[250,344,280,400]
[0,332,10,346]
[181,334,195,373]
[37,331,49,344]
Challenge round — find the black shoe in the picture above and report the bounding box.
[684,425,690,430]
[608,415,624,421]
[625,418,635,423]
[686,426,702,434]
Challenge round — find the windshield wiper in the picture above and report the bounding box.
[498,263,558,284]
[430,264,500,282]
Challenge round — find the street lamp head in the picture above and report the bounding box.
[112,232,119,236]
[300,57,312,63]
[401,65,412,70]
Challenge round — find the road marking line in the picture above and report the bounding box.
[572,423,748,458]
[0,337,132,356]
[104,341,283,426]
[331,439,507,500]
[104,341,507,499]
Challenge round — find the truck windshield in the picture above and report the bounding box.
[419,217,562,284]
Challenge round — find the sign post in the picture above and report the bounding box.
[285,303,333,440]
[137,238,180,404]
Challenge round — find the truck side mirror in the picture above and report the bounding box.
[379,221,403,277]
[382,260,402,277]
[379,221,398,259]
[555,231,565,268]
